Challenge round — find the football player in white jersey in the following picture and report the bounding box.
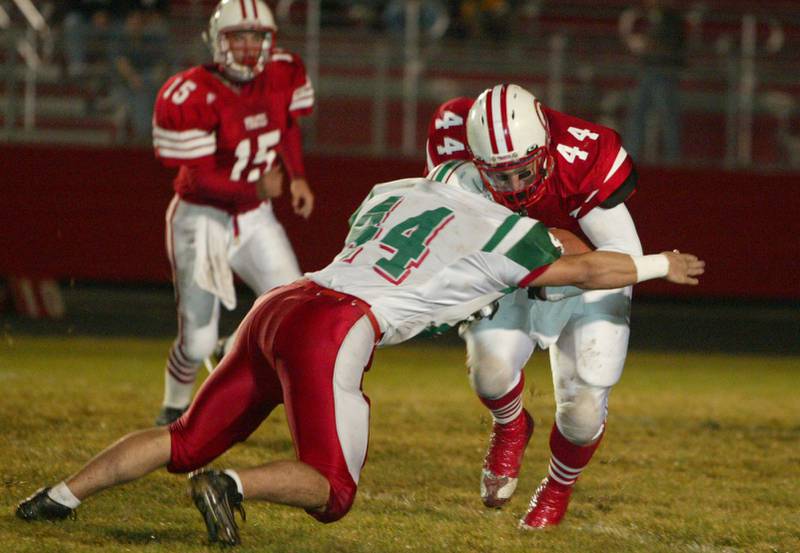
[17,172,703,545]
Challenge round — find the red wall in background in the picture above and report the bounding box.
[1,144,798,299]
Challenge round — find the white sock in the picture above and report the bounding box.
[224,469,245,498]
[163,372,195,409]
[163,343,200,408]
[47,481,81,509]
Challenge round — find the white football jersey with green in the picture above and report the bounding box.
[307,177,562,345]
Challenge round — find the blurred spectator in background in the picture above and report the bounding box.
[110,0,171,142]
[620,0,686,163]
[312,1,380,29]
[62,0,128,78]
[458,0,513,40]
[382,0,450,39]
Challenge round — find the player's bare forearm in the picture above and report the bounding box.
[529,251,705,289]
[533,251,636,289]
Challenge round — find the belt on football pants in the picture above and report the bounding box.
[299,280,383,344]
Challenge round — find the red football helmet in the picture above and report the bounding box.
[467,84,554,211]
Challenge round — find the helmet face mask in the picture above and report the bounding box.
[476,145,552,211]
[467,84,553,211]
[221,29,273,71]
[205,0,277,83]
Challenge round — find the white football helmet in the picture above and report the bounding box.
[205,0,277,82]
[467,84,553,211]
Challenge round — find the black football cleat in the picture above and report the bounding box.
[155,406,187,426]
[16,488,76,521]
[189,469,245,546]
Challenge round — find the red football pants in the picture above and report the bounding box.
[167,279,380,522]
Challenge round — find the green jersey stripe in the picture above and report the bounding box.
[504,222,562,271]
[347,189,379,227]
[430,160,462,183]
[481,214,521,253]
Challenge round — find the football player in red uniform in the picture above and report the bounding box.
[151,0,315,425]
[428,84,641,528]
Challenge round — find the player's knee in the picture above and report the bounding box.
[571,316,629,388]
[307,476,357,523]
[167,452,204,474]
[555,388,607,446]
[466,330,530,399]
[166,419,218,474]
[467,354,518,399]
[181,330,218,362]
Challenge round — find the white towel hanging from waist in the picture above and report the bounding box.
[193,215,237,310]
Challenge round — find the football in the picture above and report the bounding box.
[549,228,593,255]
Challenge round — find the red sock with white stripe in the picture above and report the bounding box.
[519,422,604,528]
[547,422,604,490]
[479,373,525,424]
[163,341,199,409]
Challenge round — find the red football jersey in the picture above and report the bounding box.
[525,107,634,232]
[424,97,475,173]
[153,48,314,214]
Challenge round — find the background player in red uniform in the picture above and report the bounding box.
[425,83,642,529]
[151,0,315,425]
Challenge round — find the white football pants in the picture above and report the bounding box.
[166,196,301,364]
[463,286,632,445]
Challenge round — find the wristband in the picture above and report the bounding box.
[632,254,669,283]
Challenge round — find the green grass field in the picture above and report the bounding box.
[1,336,798,553]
